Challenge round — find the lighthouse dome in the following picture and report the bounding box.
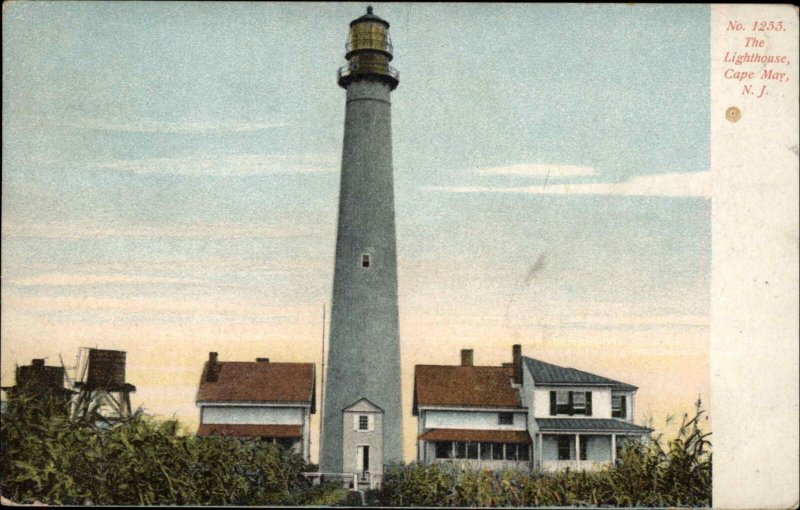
[345,6,393,60]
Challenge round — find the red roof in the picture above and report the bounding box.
[196,361,315,410]
[419,428,532,444]
[197,424,302,438]
[414,365,522,411]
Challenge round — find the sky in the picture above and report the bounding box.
[2,2,711,462]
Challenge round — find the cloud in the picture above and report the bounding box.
[1,223,325,240]
[7,273,204,287]
[475,164,595,178]
[92,153,338,176]
[2,293,318,321]
[63,117,288,134]
[424,170,711,198]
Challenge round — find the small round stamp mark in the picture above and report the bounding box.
[726,106,741,123]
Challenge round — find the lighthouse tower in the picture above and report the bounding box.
[321,7,403,476]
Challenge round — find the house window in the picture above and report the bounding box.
[555,390,570,414]
[466,442,479,459]
[491,442,504,460]
[573,392,586,411]
[557,436,572,460]
[480,443,492,460]
[612,395,626,418]
[517,443,530,461]
[505,443,518,461]
[358,415,369,431]
[361,254,370,268]
[435,441,452,459]
[498,412,514,425]
[454,441,467,459]
[550,390,592,416]
[579,438,588,460]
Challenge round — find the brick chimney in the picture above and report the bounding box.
[460,349,474,366]
[256,357,270,363]
[512,344,522,385]
[206,352,219,382]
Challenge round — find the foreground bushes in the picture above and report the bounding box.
[377,400,712,507]
[0,395,347,505]
[1,394,710,506]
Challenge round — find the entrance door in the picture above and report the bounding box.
[356,445,370,478]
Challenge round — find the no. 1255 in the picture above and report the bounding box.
[752,21,784,31]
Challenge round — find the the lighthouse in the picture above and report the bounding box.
[321,7,403,476]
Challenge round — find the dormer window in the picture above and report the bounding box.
[361,253,371,268]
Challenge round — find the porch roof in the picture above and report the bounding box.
[196,423,303,438]
[536,418,652,434]
[419,428,532,444]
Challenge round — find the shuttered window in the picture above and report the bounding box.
[612,395,627,418]
[550,390,592,415]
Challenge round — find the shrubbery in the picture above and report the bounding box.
[0,394,347,505]
[1,394,710,506]
[377,400,712,507]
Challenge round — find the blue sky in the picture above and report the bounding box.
[2,2,710,459]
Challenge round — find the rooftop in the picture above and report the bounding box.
[197,424,302,438]
[419,428,532,444]
[413,365,523,413]
[523,357,638,391]
[536,418,652,433]
[196,360,315,410]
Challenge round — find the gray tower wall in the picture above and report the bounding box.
[321,80,403,472]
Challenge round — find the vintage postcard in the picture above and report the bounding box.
[1,3,797,508]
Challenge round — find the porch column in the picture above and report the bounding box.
[575,434,581,470]
[538,433,543,470]
[611,434,617,464]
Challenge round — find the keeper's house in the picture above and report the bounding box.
[414,346,651,472]
[195,352,316,462]
[413,348,532,470]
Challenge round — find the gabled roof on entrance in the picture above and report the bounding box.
[343,397,384,413]
[536,418,652,433]
[197,424,303,438]
[196,360,316,411]
[413,365,523,413]
[523,357,638,391]
[419,428,532,444]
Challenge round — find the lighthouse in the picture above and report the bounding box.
[321,7,403,476]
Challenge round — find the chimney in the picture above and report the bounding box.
[256,358,270,363]
[206,352,219,382]
[460,349,474,366]
[512,344,522,384]
[31,359,45,367]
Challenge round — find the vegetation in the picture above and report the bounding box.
[1,394,710,506]
[0,394,347,506]
[377,399,712,507]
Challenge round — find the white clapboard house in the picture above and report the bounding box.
[195,352,316,462]
[413,348,533,470]
[414,346,651,472]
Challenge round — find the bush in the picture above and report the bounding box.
[0,394,347,506]
[377,399,712,507]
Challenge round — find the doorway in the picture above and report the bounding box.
[356,445,370,478]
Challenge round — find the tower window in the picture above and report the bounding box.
[361,254,371,268]
[358,415,369,430]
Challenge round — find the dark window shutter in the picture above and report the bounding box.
[586,392,592,416]
[549,391,556,416]
[568,391,574,416]
[621,396,627,419]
